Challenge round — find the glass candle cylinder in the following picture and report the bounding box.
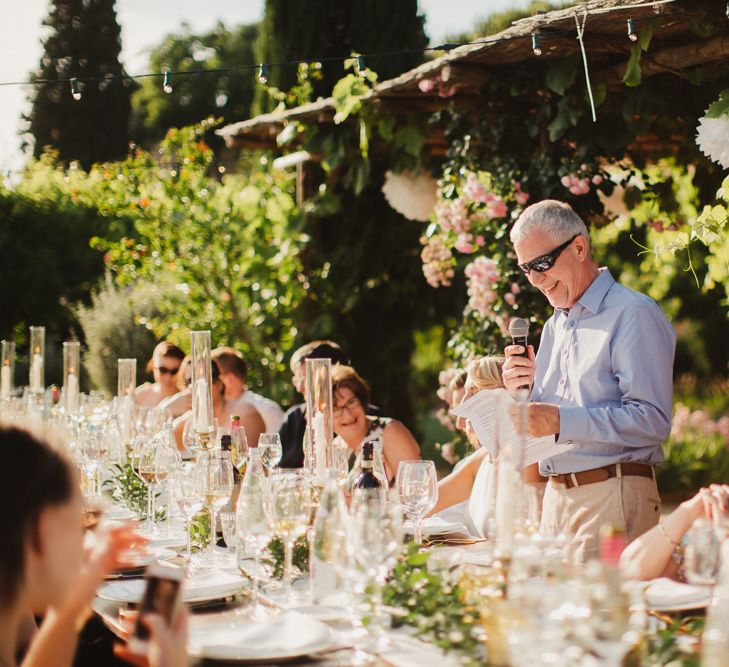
[1,340,15,400]
[29,326,45,394]
[190,331,214,445]
[63,341,81,414]
[305,358,333,478]
[117,358,137,445]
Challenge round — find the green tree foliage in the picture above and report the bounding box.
[253,0,428,113]
[447,1,564,41]
[25,0,133,169]
[130,22,259,148]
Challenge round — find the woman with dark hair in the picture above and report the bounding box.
[0,424,186,667]
[135,342,186,409]
[331,365,420,485]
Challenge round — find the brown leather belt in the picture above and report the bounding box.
[549,462,654,489]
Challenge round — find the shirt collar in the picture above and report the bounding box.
[554,267,614,318]
[577,267,614,315]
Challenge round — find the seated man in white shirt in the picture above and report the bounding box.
[212,347,284,432]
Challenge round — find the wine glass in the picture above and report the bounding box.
[237,488,272,618]
[685,518,720,586]
[136,439,159,532]
[199,451,234,566]
[348,497,404,650]
[155,434,182,531]
[396,460,437,544]
[219,511,237,564]
[258,433,283,473]
[174,465,204,564]
[268,476,311,602]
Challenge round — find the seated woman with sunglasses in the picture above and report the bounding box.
[156,356,192,419]
[331,365,420,485]
[135,342,186,409]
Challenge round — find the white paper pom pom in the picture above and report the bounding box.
[696,114,729,169]
[381,170,438,222]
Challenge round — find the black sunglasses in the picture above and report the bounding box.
[156,365,181,376]
[518,234,579,276]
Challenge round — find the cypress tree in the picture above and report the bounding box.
[253,0,428,112]
[26,0,133,169]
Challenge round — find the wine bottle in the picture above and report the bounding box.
[352,441,382,506]
[220,434,241,509]
[310,469,348,604]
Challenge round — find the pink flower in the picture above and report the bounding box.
[510,283,521,295]
[418,78,435,93]
[592,174,603,185]
[514,181,530,206]
[455,234,475,254]
[560,175,571,187]
[476,235,485,246]
[487,198,508,219]
[504,292,516,306]
[464,173,490,204]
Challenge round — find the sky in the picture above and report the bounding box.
[0,0,539,174]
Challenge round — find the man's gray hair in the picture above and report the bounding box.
[510,200,590,246]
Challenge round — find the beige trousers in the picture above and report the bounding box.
[539,474,662,564]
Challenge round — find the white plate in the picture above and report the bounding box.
[117,548,177,569]
[97,568,246,604]
[644,578,712,612]
[188,611,336,662]
[404,517,468,536]
[142,534,188,550]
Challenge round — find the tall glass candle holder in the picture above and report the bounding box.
[1,340,15,400]
[305,358,333,479]
[29,326,45,394]
[63,341,81,414]
[117,358,137,447]
[190,331,214,448]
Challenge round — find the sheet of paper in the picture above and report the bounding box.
[450,389,575,466]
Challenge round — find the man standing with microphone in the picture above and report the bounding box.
[502,199,675,562]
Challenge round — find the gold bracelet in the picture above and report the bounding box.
[658,521,680,547]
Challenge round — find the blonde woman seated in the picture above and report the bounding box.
[172,360,264,453]
[620,484,729,580]
[135,342,186,409]
[331,365,420,485]
[429,356,504,537]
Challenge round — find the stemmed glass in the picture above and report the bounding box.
[685,518,720,586]
[268,476,311,602]
[199,451,234,566]
[237,489,272,618]
[396,460,438,544]
[78,429,107,498]
[155,435,182,531]
[348,496,404,650]
[136,440,159,532]
[174,465,204,565]
[258,433,283,474]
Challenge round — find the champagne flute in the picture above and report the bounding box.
[200,452,234,565]
[258,433,283,474]
[268,476,311,601]
[174,466,204,565]
[348,497,404,650]
[396,460,437,544]
[237,488,272,618]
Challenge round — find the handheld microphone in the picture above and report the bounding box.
[508,317,530,358]
[508,317,531,392]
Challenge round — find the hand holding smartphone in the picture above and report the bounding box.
[127,564,184,656]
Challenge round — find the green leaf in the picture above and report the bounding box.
[622,45,642,88]
[377,115,396,142]
[545,59,577,96]
[705,89,729,119]
[547,97,580,141]
[394,125,426,158]
[638,21,654,52]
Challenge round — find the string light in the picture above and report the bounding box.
[257,63,268,84]
[627,18,638,41]
[532,31,542,56]
[163,70,173,94]
[726,1,729,18]
[356,55,367,78]
[70,78,81,101]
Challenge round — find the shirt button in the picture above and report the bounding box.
[569,321,576,328]
[546,464,552,471]
[558,378,565,386]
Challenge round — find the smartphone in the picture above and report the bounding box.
[127,564,185,655]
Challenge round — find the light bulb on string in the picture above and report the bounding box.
[532,31,542,56]
[726,1,729,17]
[627,18,638,42]
[163,70,173,94]
[258,63,268,84]
[70,78,81,101]
[356,55,367,79]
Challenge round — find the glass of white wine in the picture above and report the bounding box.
[396,460,437,544]
[258,433,283,474]
[199,451,234,567]
[268,476,311,601]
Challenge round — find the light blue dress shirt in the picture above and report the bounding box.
[532,268,676,475]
